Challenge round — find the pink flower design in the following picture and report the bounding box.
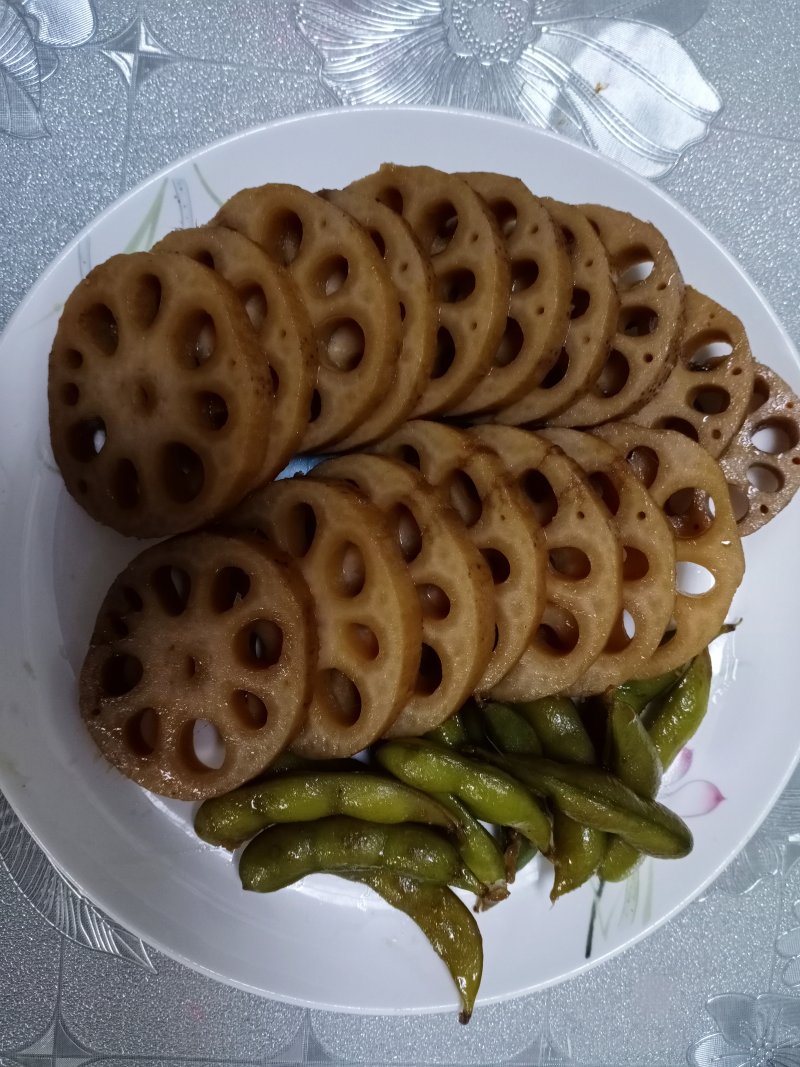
[660,747,725,818]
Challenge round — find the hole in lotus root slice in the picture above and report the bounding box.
[347,165,511,415]
[49,251,272,537]
[675,561,715,596]
[521,469,558,526]
[214,186,401,450]
[330,541,367,597]
[226,477,422,757]
[196,391,229,432]
[347,623,380,661]
[320,189,439,450]
[629,289,755,458]
[373,420,547,693]
[492,198,617,424]
[310,453,495,737]
[314,254,349,297]
[472,425,623,699]
[67,416,107,462]
[211,566,251,613]
[418,583,451,620]
[79,532,317,799]
[481,548,511,584]
[447,469,483,528]
[317,669,362,727]
[617,248,655,288]
[130,274,163,329]
[596,423,744,678]
[152,225,316,482]
[450,175,573,415]
[80,303,119,356]
[546,205,685,428]
[717,365,800,535]
[539,427,676,695]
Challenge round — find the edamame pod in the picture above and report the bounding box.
[197,773,457,849]
[502,829,538,882]
[346,871,483,1024]
[646,647,713,769]
[516,698,596,765]
[426,713,468,749]
[479,753,692,859]
[550,811,608,901]
[376,739,551,852]
[613,667,687,715]
[482,702,542,755]
[240,817,484,894]
[196,768,456,849]
[606,696,663,799]
[434,793,508,904]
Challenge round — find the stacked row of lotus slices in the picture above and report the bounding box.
[49,164,799,800]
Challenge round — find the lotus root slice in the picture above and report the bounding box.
[473,425,623,700]
[719,363,800,535]
[153,225,316,481]
[48,251,272,537]
[320,189,438,448]
[494,199,618,424]
[373,420,547,692]
[313,453,495,735]
[549,204,685,427]
[80,533,317,800]
[214,184,402,450]
[539,428,676,694]
[226,477,422,758]
[346,164,511,415]
[595,423,745,677]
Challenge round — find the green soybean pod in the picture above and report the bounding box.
[606,696,663,799]
[481,702,542,755]
[646,647,713,769]
[550,811,608,901]
[426,713,469,749]
[516,697,596,765]
[613,666,688,715]
[347,871,483,1024]
[479,753,692,859]
[376,739,551,852]
[502,829,538,882]
[195,771,456,849]
[239,816,485,894]
[434,793,508,903]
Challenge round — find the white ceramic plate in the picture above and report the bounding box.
[1,107,798,1015]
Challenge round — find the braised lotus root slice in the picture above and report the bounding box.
[214,183,402,450]
[595,423,745,676]
[494,199,618,424]
[226,477,422,758]
[312,454,495,735]
[549,205,685,427]
[450,173,572,414]
[48,251,272,537]
[79,533,317,800]
[539,428,676,694]
[472,425,623,700]
[346,163,511,415]
[719,363,800,535]
[372,420,547,691]
[319,189,438,448]
[153,225,316,481]
[629,288,754,458]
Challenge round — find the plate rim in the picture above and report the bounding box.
[2,103,799,1014]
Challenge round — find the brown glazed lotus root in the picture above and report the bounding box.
[539,428,676,695]
[548,204,685,427]
[450,173,573,414]
[373,420,547,692]
[80,533,317,800]
[472,425,623,700]
[226,477,422,758]
[153,226,316,481]
[48,251,272,538]
[494,199,618,423]
[320,189,438,448]
[629,288,755,459]
[719,363,800,535]
[346,164,511,415]
[313,453,495,736]
[214,184,402,450]
[595,423,745,677]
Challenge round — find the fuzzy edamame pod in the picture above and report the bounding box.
[239,816,485,894]
[612,667,688,715]
[516,697,596,765]
[196,771,457,849]
[606,695,663,798]
[482,702,542,755]
[550,813,608,901]
[426,713,469,749]
[376,739,551,852]
[434,793,508,904]
[479,753,692,859]
[646,647,713,769]
[346,871,483,1024]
